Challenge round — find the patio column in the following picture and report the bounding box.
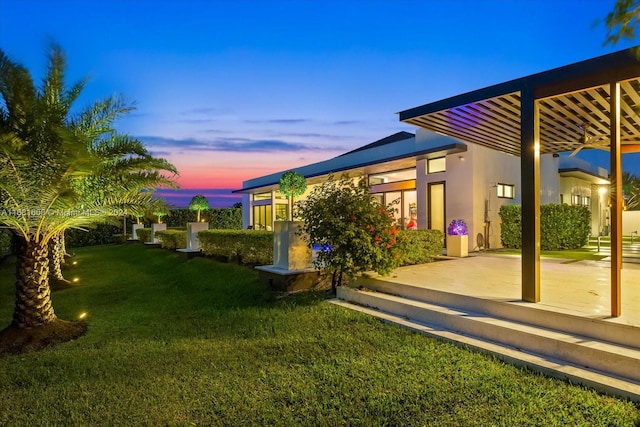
[610,81,622,317]
[520,85,541,303]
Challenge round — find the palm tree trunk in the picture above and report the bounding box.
[61,232,72,259]
[49,232,71,289]
[13,237,57,328]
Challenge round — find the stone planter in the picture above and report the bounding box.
[150,223,166,244]
[184,222,209,251]
[446,234,468,257]
[273,221,312,270]
[131,224,144,240]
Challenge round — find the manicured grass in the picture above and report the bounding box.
[0,244,639,426]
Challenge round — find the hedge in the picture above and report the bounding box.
[65,223,122,248]
[155,229,187,249]
[197,230,273,265]
[135,228,152,243]
[499,204,591,250]
[396,229,444,265]
[164,208,242,229]
[499,205,522,249]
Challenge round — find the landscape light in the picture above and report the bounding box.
[73,277,79,283]
[78,312,88,320]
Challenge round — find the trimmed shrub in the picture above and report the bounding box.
[541,204,591,249]
[65,223,122,248]
[164,208,242,229]
[155,229,187,249]
[498,205,522,249]
[136,228,152,243]
[396,229,444,265]
[198,230,273,265]
[499,204,591,250]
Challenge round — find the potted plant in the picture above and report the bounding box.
[447,219,468,257]
[184,195,210,251]
[273,171,311,270]
[188,194,209,223]
[279,170,307,220]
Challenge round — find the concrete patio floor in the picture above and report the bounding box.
[377,252,640,328]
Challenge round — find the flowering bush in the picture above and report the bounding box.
[297,174,400,292]
[447,219,468,236]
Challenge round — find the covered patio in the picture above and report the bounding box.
[398,46,640,317]
[377,254,640,327]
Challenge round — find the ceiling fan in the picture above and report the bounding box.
[567,124,610,157]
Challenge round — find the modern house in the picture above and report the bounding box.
[237,128,609,252]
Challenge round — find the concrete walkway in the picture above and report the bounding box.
[376,253,640,327]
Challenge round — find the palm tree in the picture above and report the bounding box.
[622,171,640,210]
[0,45,176,352]
[0,46,99,334]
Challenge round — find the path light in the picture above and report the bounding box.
[78,312,88,320]
[72,261,78,265]
[73,277,79,283]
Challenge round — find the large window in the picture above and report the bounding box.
[253,192,271,201]
[371,190,417,230]
[427,157,446,174]
[253,205,272,230]
[275,204,288,221]
[497,183,515,199]
[369,168,415,184]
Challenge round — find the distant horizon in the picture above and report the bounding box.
[153,188,242,209]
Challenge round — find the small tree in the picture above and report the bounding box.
[297,174,400,293]
[279,170,307,220]
[189,194,210,222]
[151,199,170,224]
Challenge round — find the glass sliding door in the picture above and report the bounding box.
[428,182,445,238]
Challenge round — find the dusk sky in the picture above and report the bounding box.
[1,0,638,207]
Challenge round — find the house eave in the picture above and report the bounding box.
[558,168,609,185]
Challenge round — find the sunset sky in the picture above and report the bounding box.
[1,0,637,207]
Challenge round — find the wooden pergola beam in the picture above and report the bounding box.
[610,82,622,317]
[521,85,541,302]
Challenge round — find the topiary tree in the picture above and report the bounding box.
[189,194,210,222]
[151,199,171,224]
[297,174,400,293]
[279,170,307,220]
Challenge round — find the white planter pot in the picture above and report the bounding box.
[150,223,166,243]
[447,235,468,257]
[131,224,144,240]
[185,222,209,251]
[273,221,312,270]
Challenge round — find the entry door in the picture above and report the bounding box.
[428,182,445,237]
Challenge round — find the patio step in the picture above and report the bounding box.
[334,281,640,401]
[352,276,640,349]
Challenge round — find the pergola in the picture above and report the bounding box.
[398,47,640,317]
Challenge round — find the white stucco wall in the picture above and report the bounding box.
[540,155,560,204]
[462,144,521,250]
[242,194,251,229]
[623,211,640,236]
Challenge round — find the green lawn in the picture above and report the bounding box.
[0,244,638,426]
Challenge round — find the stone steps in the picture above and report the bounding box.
[334,278,640,401]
